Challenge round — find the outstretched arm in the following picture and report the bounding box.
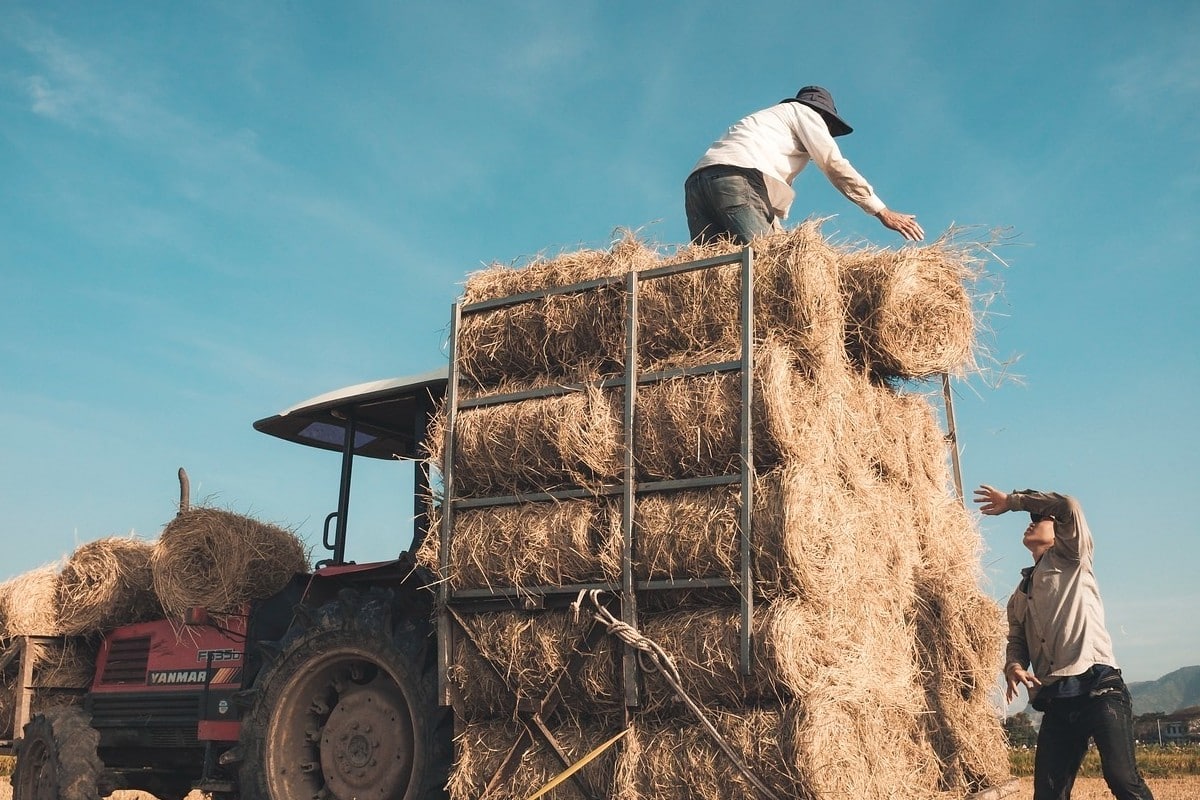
[876,209,924,241]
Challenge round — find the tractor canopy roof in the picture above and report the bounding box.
[253,367,447,460]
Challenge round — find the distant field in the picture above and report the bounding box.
[1010,745,1200,777]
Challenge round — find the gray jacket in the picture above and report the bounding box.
[1004,490,1117,697]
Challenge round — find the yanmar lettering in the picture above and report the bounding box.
[146,667,242,686]
[149,670,210,686]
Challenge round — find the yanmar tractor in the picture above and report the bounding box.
[7,368,453,800]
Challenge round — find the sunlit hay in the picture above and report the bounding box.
[840,238,980,380]
[634,372,744,480]
[635,486,740,582]
[455,224,845,394]
[0,563,63,637]
[918,689,1011,794]
[446,498,623,591]
[456,235,657,393]
[450,605,791,721]
[616,707,800,800]
[784,689,942,800]
[151,507,310,618]
[911,575,1005,706]
[449,386,623,497]
[448,716,620,800]
[751,220,846,374]
[462,234,659,304]
[753,463,858,603]
[456,284,627,392]
[55,536,160,635]
[635,337,838,480]
[913,489,988,582]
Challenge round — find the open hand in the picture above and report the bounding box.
[876,209,924,241]
[974,484,1009,516]
[1005,664,1042,703]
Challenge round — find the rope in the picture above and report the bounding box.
[570,590,783,800]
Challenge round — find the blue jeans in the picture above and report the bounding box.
[1034,684,1155,800]
[684,165,775,244]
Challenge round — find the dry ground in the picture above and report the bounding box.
[1015,776,1197,799]
[1,777,1196,798]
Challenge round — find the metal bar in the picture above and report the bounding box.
[456,360,744,410]
[450,473,742,510]
[410,390,433,554]
[739,247,755,676]
[635,251,746,280]
[462,274,624,314]
[620,269,640,709]
[332,413,356,566]
[14,636,56,739]
[528,715,602,800]
[941,373,965,504]
[436,302,464,707]
[459,251,746,317]
[448,577,737,603]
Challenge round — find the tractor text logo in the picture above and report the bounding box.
[147,667,243,686]
[196,648,242,663]
[148,670,210,686]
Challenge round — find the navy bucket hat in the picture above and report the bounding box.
[782,85,853,137]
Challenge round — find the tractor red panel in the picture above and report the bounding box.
[91,614,248,693]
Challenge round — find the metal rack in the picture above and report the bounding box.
[434,248,757,788]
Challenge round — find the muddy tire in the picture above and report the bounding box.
[238,588,450,800]
[12,706,106,800]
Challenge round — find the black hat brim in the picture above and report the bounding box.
[781,97,853,137]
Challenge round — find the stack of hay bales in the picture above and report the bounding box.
[416,222,1007,800]
[0,510,309,735]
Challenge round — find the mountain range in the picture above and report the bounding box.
[1128,665,1200,715]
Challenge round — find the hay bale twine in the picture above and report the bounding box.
[841,241,978,379]
[55,536,160,635]
[0,563,62,637]
[151,507,308,617]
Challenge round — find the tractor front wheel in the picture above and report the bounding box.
[238,589,450,800]
[12,706,106,800]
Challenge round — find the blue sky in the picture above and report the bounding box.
[1,2,1196,696]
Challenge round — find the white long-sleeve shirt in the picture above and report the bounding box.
[690,101,886,220]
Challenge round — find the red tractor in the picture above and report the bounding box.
[5,369,452,800]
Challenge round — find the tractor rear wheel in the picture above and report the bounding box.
[12,706,106,800]
[238,588,450,800]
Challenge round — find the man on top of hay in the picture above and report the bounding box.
[975,485,1156,800]
[684,85,924,245]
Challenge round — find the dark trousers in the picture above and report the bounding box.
[683,165,776,245]
[1034,684,1155,800]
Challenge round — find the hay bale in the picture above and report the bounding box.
[437,497,623,591]
[785,688,941,800]
[449,716,619,800]
[456,223,846,393]
[615,708,800,800]
[841,240,979,380]
[448,386,623,497]
[151,507,309,617]
[55,536,160,635]
[447,596,926,722]
[0,563,62,637]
